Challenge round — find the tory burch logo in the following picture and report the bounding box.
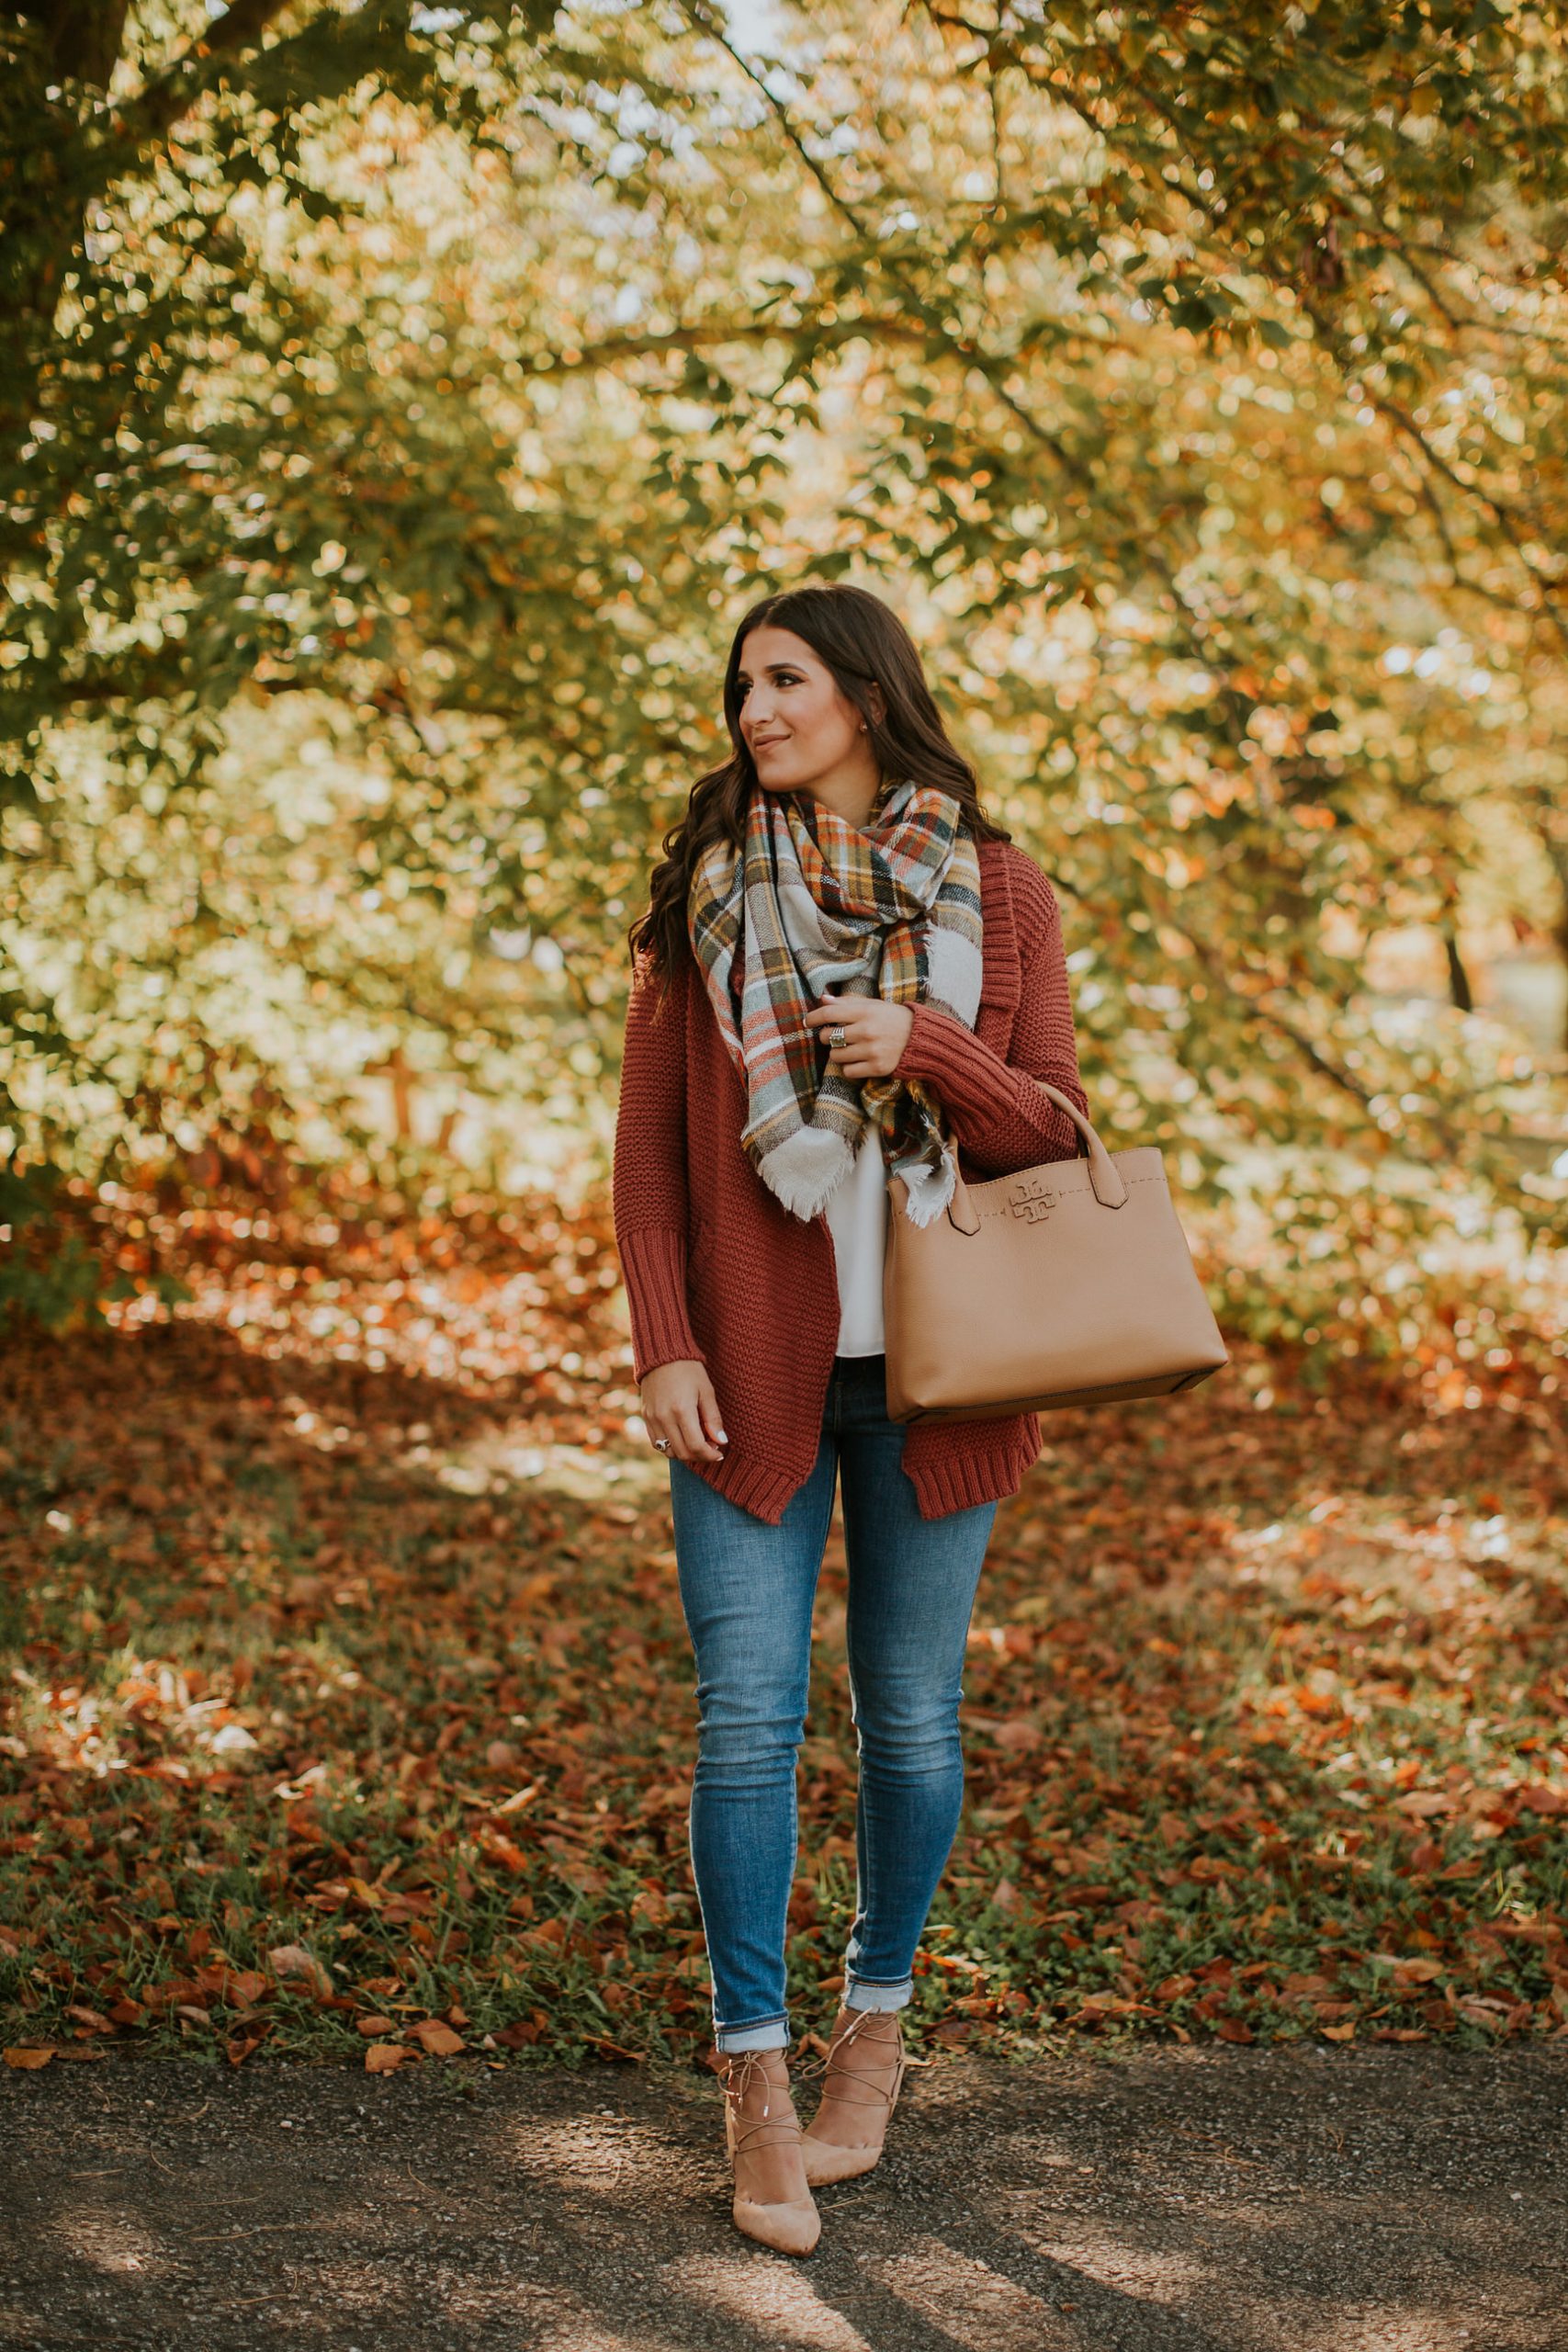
[1009,1179,1057,1224]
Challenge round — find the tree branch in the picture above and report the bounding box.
[110,0,301,148]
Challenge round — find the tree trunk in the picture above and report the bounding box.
[1442,925,1474,1015]
[16,1,133,92]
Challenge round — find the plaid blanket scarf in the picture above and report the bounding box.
[687,775,985,1227]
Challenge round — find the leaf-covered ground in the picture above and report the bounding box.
[3,1186,1565,2075]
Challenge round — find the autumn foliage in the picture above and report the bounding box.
[3,1182,1564,2071]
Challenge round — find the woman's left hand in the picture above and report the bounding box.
[804,990,914,1080]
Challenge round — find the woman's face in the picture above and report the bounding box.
[734,626,870,797]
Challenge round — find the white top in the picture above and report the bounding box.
[823,1126,888,1356]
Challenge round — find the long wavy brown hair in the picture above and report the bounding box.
[625,582,1012,1005]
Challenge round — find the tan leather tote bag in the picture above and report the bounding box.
[882,1081,1229,1424]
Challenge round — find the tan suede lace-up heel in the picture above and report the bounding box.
[720,2047,821,2256]
[800,2005,908,2186]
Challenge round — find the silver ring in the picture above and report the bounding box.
[652,1436,671,1454]
[827,1024,848,1049]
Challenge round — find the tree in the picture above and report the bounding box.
[573,0,1568,1324]
[4,1,1564,1346]
[2,0,731,1307]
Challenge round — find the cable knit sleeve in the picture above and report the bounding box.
[611,950,707,1381]
[894,854,1089,1175]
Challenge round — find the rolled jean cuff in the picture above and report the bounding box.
[842,1972,913,2014]
[714,2013,790,2053]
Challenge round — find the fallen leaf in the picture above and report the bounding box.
[226,2023,271,2066]
[211,1968,267,2007]
[4,2048,55,2069]
[494,2015,546,2049]
[411,2018,465,2056]
[267,1943,333,1998]
[477,1826,530,1874]
[493,1784,540,1816]
[207,1723,260,1756]
[581,2033,644,2063]
[993,1717,1043,1753]
[366,2042,409,2073]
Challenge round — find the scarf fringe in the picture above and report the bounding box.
[756,1126,856,1223]
[893,1146,957,1228]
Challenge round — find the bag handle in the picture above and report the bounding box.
[1036,1081,1129,1208]
[938,1081,1128,1236]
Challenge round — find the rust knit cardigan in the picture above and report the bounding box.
[611,837,1090,1525]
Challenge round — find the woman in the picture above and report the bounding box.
[611,582,1089,2256]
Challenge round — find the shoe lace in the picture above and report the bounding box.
[721,2048,805,2156]
[794,2005,905,2112]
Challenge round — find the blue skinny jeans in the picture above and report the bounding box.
[667,1350,998,2053]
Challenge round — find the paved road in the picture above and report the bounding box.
[2,2045,1564,2350]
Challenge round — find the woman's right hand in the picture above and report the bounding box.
[641,1360,728,1464]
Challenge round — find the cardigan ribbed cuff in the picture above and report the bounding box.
[682,1419,1038,1528]
[905,1419,1037,1520]
[896,1001,1020,1126]
[618,1225,705,1383]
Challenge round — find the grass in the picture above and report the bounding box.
[2,1183,1566,2075]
